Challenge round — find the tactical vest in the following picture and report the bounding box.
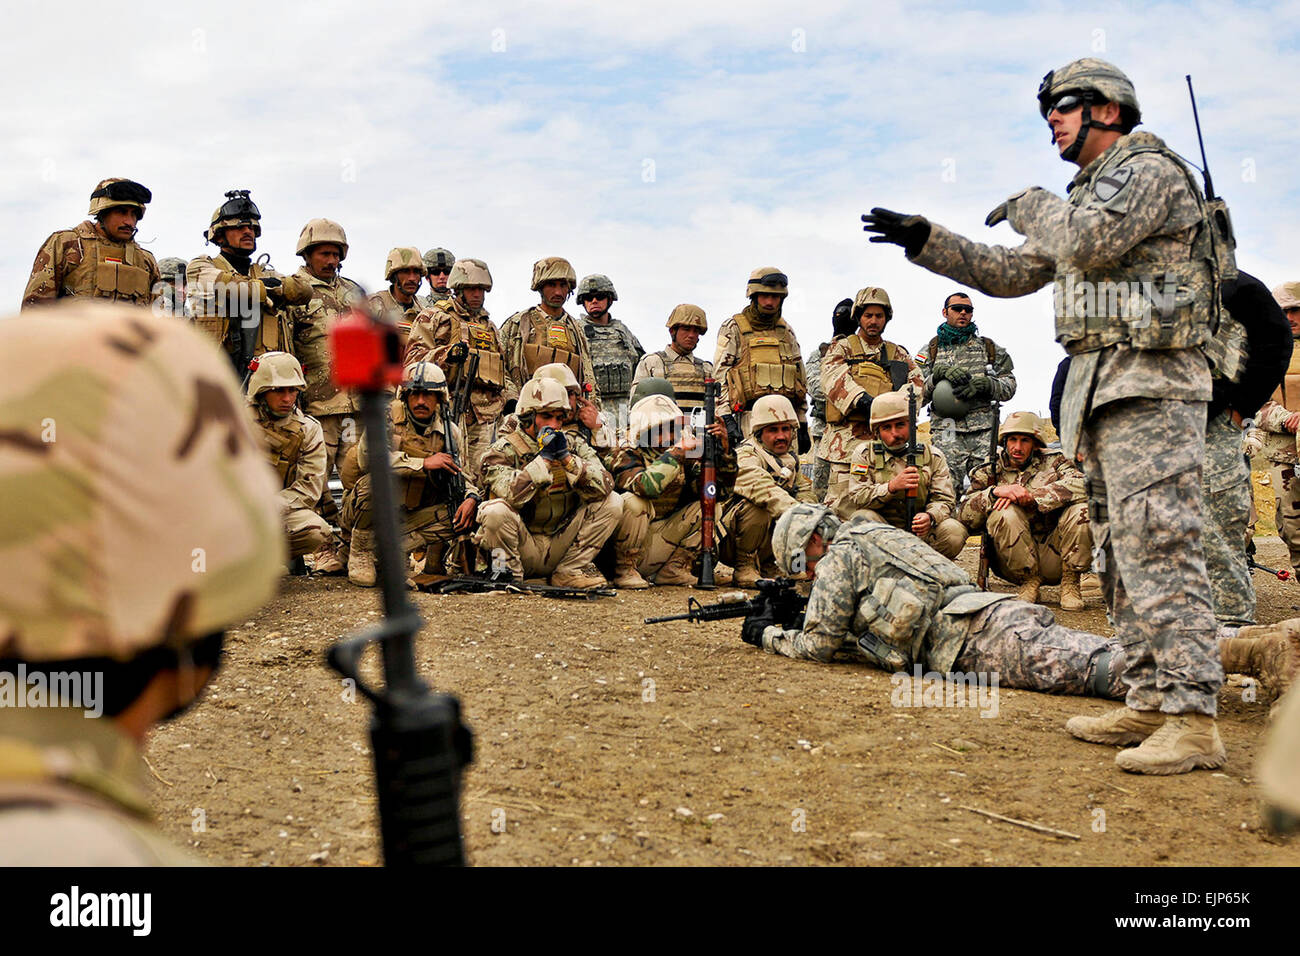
[371,290,421,338]
[518,309,583,380]
[293,273,364,414]
[586,321,637,398]
[190,256,291,362]
[825,338,906,424]
[658,350,709,410]
[392,402,449,511]
[1053,134,1222,355]
[853,441,934,527]
[505,429,580,536]
[63,223,153,303]
[1275,345,1300,413]
[257,410,307,486]
[726,309,806,409]
[444,308,507,390]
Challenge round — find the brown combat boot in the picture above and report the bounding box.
[551,561,609,590]
[1114,713,1226,775]
[1017,576,1042,604]
[1059,570,1084,610]
[733,554,761,589]
[653,553,697,586]
[1066,706,1166,745]
[347,530,377,588]
[1080,571,1103,595]
[1235,619,1300,687]
[1219,631,1295,697]
[613,551,649,590]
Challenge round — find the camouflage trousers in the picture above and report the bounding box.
[284,506,333,559]
[615,494,707,578]
[812,456,832,502]
[987,502,1091,584]
[317,413,359,526]
[933,427,996,491]
[341,475,463,568]
[953,600,1125,697]
[476,493,621,578]
[1202,411,1255,625]
[1268,461,1300,572]
[857,509,967,559]
[1082,398,1222,716]
[718,497,783,569]
[463,418,496,487]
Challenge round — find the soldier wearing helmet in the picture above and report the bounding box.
[608,393,736,588]
[829,388,966,559]
[422,247,456,307]
[804,298,854,500]
[368,247,427,346]
[1255,281,1300,576]
[819,287,926,503]
[864,58,1237,774]
[23,178,162,310]
[246,351,342,570]
[713,267,810,452]
[0,304,283,864]
[154,256,190,317]
[499,257,600,402]
[406,258,517,484]
[577,274,644,424]
[957,411,1091,609]
[496,363,618,471]
[187,189,313,378]
[341,361,481,587]
[631,304,715,417]
[475,378,621,590]
[717,395,817,587]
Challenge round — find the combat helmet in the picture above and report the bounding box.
[629,377,677,406]
[449,258,493,291]
[749,395,799,438]
[206,189,261,243]
[531,257,577,292]
[1037,58,1140,162]
[999,410,1047,446]
[533,362,581,391]
[628,394,687,447]
[576,274,618,304]
[1274,282,1300,311]
[517,378,569,415]
[248,351,306,399]
[423,247,456,273]
[852,287,893,322]
[930,379,971,420]
[385,247,427,281]
[296,218,349,259]
[746,266,789,299]
[869,389,911,428]
[666,303,707,332]
[772,504,841,577]
[88,178,152,219]
[401,361,447,394]
[157,256,188,280]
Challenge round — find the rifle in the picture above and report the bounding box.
[413,571,615,598]
[325,305,473,866]
[644,577,806,627]
[451,350,479,425]
[904,385,919,532]
[977,367,1001,589]
[1246,539,1294,581]
[698,379,719,589]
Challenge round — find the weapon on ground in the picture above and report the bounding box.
[1247,539,1294,581]
[325,306,473,866]
[977,366,1000,590]
[905,385,919,531]
[698,379,719,589]
[644,577,806,627]
[411,571,615,599]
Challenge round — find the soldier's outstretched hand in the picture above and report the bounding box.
[861,208,931,257]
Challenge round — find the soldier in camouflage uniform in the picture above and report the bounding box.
[1255,281,1300,572]
[719,395,816,586]
[500,257,600,401]
[831,389,967,559]
[187,190,313,378]
[0,303,283,864]
[368,247,427,347]
[864,58,1234,773]
[422,247,456,309]
[497,363,618,463]
[577,274,644,427]
[821,287,925,504]
[405,258,516,484]
[342,362,480,587]
[23,178,161,311]
[476,378,620,590]
[806,298,855,501]
[915,292,1016,490]
[632,304,714,417]
[155,256,189,317]
[959,411,1091,608]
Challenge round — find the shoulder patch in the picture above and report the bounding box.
[1093,166,1133,204]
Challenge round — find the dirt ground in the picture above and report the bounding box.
[146,536,1300,867]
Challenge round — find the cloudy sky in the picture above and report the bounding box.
[5,0,1298,419]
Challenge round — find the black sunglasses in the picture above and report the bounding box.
[1041,91,1090,119]
[429,268,451,276]
[947,304,974,314]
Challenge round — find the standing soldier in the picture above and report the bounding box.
[422,247,456,308]
[23,178,160,310]
[187,189,312,378]
[632,304,714,417]
[806,298,855,501]
[958,411,1091,608]
[915,292,1017,490]
[500,257,599,400]
[405,258,516,483]
[1256,281,1300,574]
[578,274,644,425]
[820,287,924,503]
[368,247,427,346]
[864,58,1233,773]
[155,256,189,316]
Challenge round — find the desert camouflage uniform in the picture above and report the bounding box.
[22,221,161,310]
[910,130,1223,715]
[719,440,816,569]
[632,345,714,416]
[187,253,310,374]
[958,446,1090,585]
[249,399,334,559]
[1256,343,1300,570]
[368,289,424,347]
[584,315,644,424]
[763,517,1125,697]
[1202,409,1255,625]
[500,306,599,403]
[713,305,808,427]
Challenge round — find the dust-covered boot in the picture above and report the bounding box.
[712,562,734,586]
[733,553,761,589]
[348,530,377,587]
[1219,631,1295,697]
[1059,570,1084,610]
[653,553,697,586]
[1017,575,1042,604]
[1080,571,1103,595]
[1066,706,1166,745]
[614,551,649,590]
[551,560,609,590]
[1235,619,1300,687]
[1114,713,1226,775]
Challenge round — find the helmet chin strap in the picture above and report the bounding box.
[1057,91,1127,163]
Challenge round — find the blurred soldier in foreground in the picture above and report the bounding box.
[1255,281,1300,574]
[0,303,283,864]
[23,178,160,310]
[632,304,714,417]
[422,247,456,308]
[500,257,599,398]
[155,256,189,316]
[578,274,644,425]
[806,298,855,501]
[368,247,427,346]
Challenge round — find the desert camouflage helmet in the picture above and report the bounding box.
[517,377,569,415]
[869,387,921,428]
[749,394,799,437]
[296,218,349,259]
[530,257,577,292]
[629,394,686,442]
[385,247,427,281]
[532,362,581,391]
[772,504,841,577]
[629,377,676,405]
[999,410,1047,446]
[449,258,493,291]
[157,257,188,279]
[423,247,456,272]
[248,351,306,399]
[852,286,893,321]
[666,303,707,332]
[88,178,152,219]
[746,266,789,299]
[0,302,283,661]
[1037,58,1141,120]
[576,274,618,303]
[1273,282,1300,311]
[206,189,262,243]
[401,362,447,394]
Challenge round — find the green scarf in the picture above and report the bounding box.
[935,321,979,346]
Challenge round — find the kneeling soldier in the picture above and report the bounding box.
[958,411,1091,608]
[343,362,480,586]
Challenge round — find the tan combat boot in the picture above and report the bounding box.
[348,530,377,588]
[1235,619,1300,686]
[1059,570,1084,610]
[653,553,697,586]
[613,551,649,590]
[733,554,761,589]
[1219,631,1295,697]
[1114,713,1226,775]
[1017,576,1042,604]
[1080,571,1103,595]
[1066,706,1166,745]
[551,561,609,590]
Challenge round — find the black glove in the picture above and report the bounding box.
[722,414,744,451]
[447,342,469,365]
[945,367,972,389]
[260,276,282,289]
[956,374,991,400]
[852,392,872,416]
[797,422,811,454]
[741,613,772,647]
[538,426,569,462]
[861,208,931,258]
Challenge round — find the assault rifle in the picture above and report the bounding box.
[904,385,920,532]
[414,570,615,598]
[644,577,806,628]
[977,366,1001,589]
[698,379,720,589]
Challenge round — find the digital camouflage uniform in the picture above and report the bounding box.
[249,399,334,559]
[805,343,830,498]
[1201,409,1255,625]
[719,440,816,574]
[632,344,714,417]
[1256,336,1300,570]
[584,315,644,424]
[500,306,599,403]
[22,221,161,311]
[713,305,808,427]
[187,252,311,375]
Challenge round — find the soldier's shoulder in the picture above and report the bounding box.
[135,246,160,268]
[337,275,365,295]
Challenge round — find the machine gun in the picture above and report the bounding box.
[644,577,806,629]
[977,367,1001,589]
[698,379,720,589]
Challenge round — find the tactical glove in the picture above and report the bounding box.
[260,276,282,290]
[797,422,811,454]
[741,614,772,648]
[861,208,932,258]
[956,374,991,400]
[944,367,972,389]
[447,342,469,364]
[538,426,569,462]
[852,392,873,416]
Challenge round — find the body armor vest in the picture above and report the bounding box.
[391,401,449,511]
[63,223,153,303]
[586,321,637,398]
[727,309,806,409]
[657,350,709,411]
[257,409,306,486]
[519,309,583,380]
[825,338,906,424]
[860,441,933,527]
[505,429,580,536]
[443,306,507,390]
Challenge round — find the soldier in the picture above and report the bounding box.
[368,247,428,345]
[187,189,312,378]
[632,304,714,417]
[0,303,283,864]
[864,58,1234,773]
[422,247,456,308]
[750,506,1293,707]
[714,267,810,451]
[23,177,161,310]
[806,298,855,501]
[1255,281,1300,573]
[915,292,1017,490]
[500,257,599,399]
[342,362,480,587]
[246,351,340,567]
[497,364,617,464]
[820,287,925,503]
[720,395,817,586]
[958,411,1091,608]
[155,256,189,317]
[405,258,516,483]
[578,274,644,425]
[831,389,966,559]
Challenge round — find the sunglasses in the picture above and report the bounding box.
[1041,92,1089,119]
[947,304,974,314]
[429,268,451,276]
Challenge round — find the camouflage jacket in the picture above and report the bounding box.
[481,425,611,536]
[357,399,478,511]
[729,440,815,518]
[610,442,737,521]
[405,298,518,425]
[819,336,924,463]
[582,314,644,403]
[287,268,365,417]
[916,332,1016,433]
[957,448,1085,535]
[805,344,828,438]
[499,305,599,404]
[250,401,328,514]
[836,439,958,527]
[368,289,423,345]
[22,221,161,309]
[186,253,310,364]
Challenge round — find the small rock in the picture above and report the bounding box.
[675,807,694,818]
[308,850,330,863]
[706,813,725,822]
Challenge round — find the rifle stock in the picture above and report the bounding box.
[698,379,719,589]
